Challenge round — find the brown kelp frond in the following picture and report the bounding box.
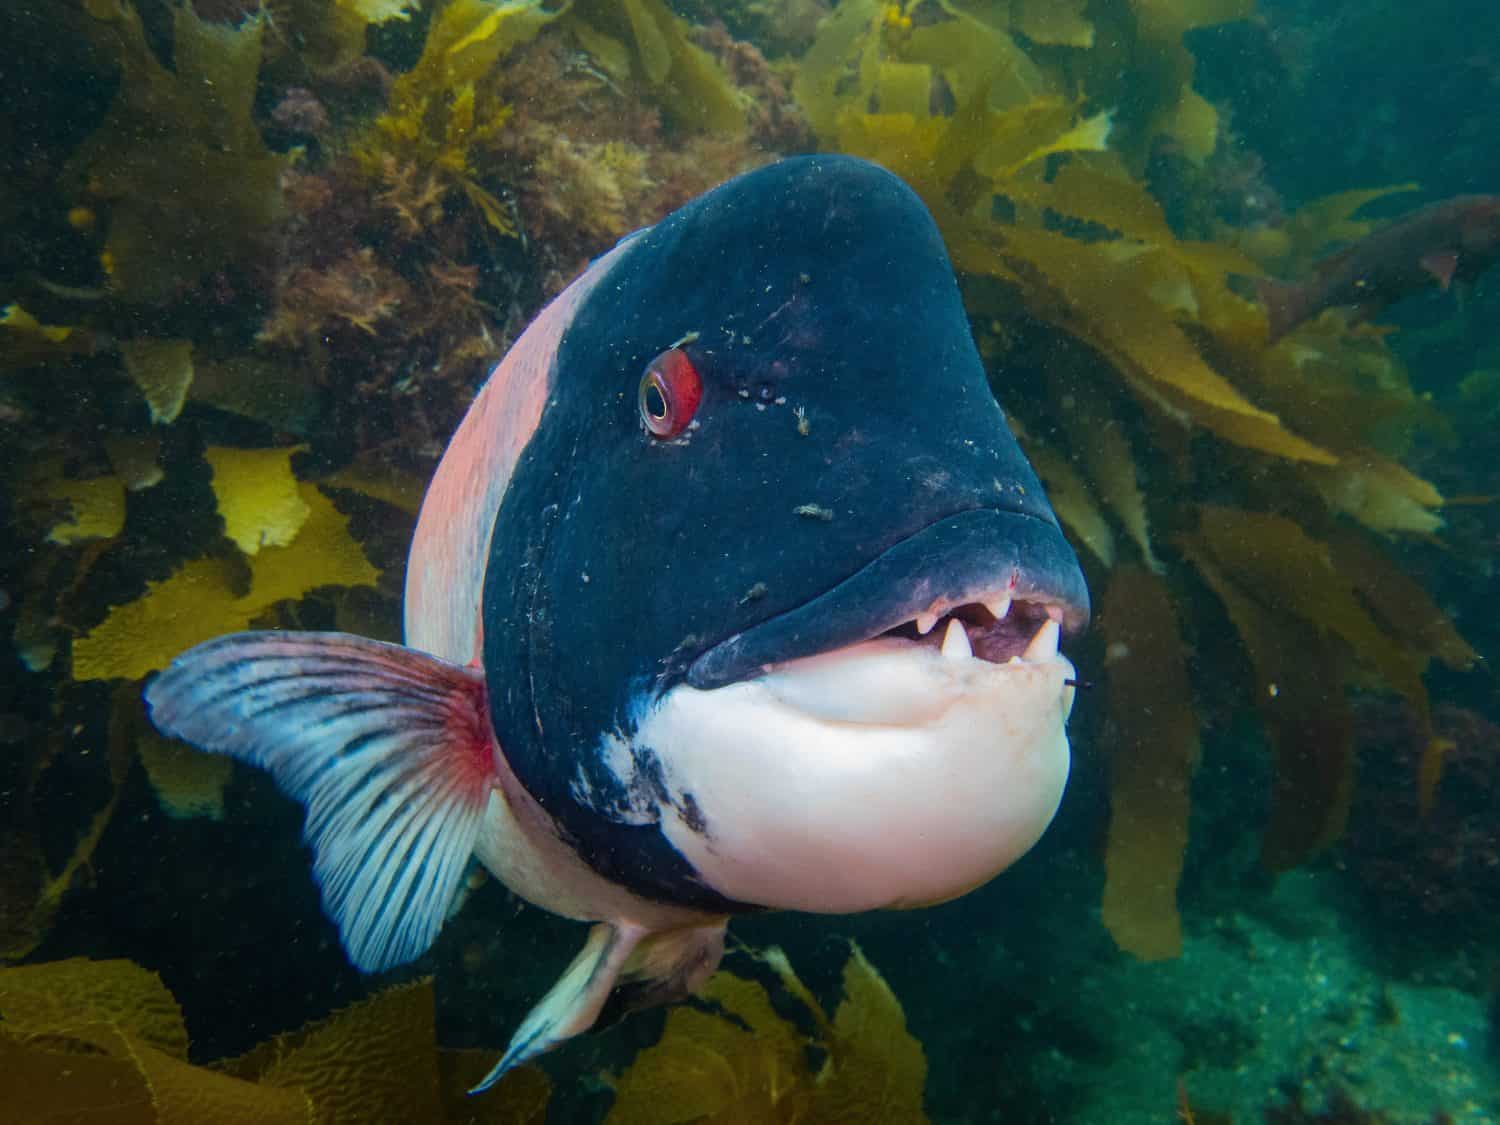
[605,943,928,1124]
[66,2,287,305]
[1099,568,1199,959]
[788,0,1474,953]
[0,966,550,1123]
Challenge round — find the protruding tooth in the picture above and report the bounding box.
[941,617,972,661]
[983,592,1012,620]
[915,611,939,636]
[1021,619,1060,663]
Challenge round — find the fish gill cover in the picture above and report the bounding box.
[0,0,1492,1121]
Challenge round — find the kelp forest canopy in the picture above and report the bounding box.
[0,0,1489,1098]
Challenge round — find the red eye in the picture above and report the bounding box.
[639,347,702,439]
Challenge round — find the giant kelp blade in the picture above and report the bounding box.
[1179,536,1357,868]
[1099,568,1199,960]
[813,944,930,1123]
[605,969,812,1123]
[219,979,445,1122]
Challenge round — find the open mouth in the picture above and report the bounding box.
[687,507,1088,691]
[880,591,1064,665]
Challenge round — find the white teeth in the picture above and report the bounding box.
[983,593,1012,621]
[915,611,939,636]
[941,617,972,661]
[1021,619,1060,664]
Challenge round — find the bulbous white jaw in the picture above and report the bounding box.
[632,602,1077,915]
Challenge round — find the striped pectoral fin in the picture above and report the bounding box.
[144,630,498,973]
[470,919,728,1094]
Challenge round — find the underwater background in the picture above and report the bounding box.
[1,0,1497,1121]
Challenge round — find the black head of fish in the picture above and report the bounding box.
[481,155,1088,907]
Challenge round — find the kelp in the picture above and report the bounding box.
[1099,568,1199,959]
[0,965,551,1124]
[566,0,747,135]
[72,478,380,681]
[606,943,927,1124]
[0,684,135,962]
[789,0,1473,949]
[358,0,560,234]
[66,1,287,304]
[0,304,92,369]
[119,339,195,425]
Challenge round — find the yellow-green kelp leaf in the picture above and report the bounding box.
[1178,533,1357,868]
[120,339,194,424]
[1100,567,1198,959]
[39,472,127,544]
[72,485,379,681]
[566,0,746,134]
[607,944,927,1124]
[137,724,234,821]
[0,303,89,369]
[205,446,313,555]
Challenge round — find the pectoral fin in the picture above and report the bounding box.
[470,919,727,1093]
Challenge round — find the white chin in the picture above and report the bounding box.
[639,628,1076,915]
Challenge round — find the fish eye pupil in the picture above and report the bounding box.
[644,380,668,421]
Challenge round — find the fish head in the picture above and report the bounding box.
[1460,195,1500,253]
[482,155,1089,915]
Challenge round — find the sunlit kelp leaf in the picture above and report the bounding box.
[120,338,194,425]
[1327,530,1476,675]
[359,0,554,233]
[908,4,1045,110]
[1021,442,1117,567]
[72,485,379,681]
[0,303,90,370]
[0,965,546,1123]
[566,0,746,134]
[813,945,929,1123]
[1310,452,1445,535]
[605,969,813,1123]
[1246,183,1422,274]
[206,447,312,556]
[36,470,127,545]
[137,722,233,821]
[220,980,445,1123]
[1177,536,1357,867]
[0,957,188,1057]
[1193,506,1426,708]
[1120,0,1254,164]
[1099,568,1198,959]
[1253,322,1449,457]
[339,0,420,21]
[607,944,925,1124]
[67,3,286,304]
[1063,401,1162,573]
[1014,0,1094,47]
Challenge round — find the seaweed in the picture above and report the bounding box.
[66,1,288,305]
[0,963,551,1123]
[786,0,1475,954]
[605,943,928,1123]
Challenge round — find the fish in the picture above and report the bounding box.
[1258,193,1500,341]
[144,154,1090,1091]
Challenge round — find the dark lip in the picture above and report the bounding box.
[686,507,1090,690]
